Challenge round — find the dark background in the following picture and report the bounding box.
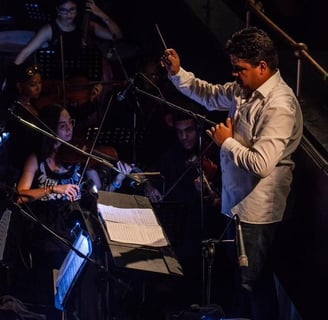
[1,1,328,319]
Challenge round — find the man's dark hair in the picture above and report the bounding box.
[226,26,279,70]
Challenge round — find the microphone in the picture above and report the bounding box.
[8,103,17,114]
[235,215,248,267]
[116,74,138,102]
[0,183,17,202]
[106,36,117,60]
[106,47,114,60]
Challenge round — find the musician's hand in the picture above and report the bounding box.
[160,48,180,75]
[55,184,80,201]
[144,184,163,203]
[115,161,133,185]
[90,83,104,102]
[193,176,202,192]
[85,0,102,16]
[211,195,221,208]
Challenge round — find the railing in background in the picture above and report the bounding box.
[245,0,328,99]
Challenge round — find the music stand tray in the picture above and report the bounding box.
[97,191,183,277]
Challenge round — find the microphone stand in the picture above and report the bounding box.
[134,85,216,127]
[133,85,217,228]
[10,201,96,265]
[9,197,130,320]
[133,85,223,304]
[197,116,206,233]
[110,42,141,164]
[78,92,114,186]
[201,218,235,305]
[8,110,143,186]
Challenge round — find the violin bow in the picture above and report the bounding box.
[78,93,114,185]
[77,94,142,186]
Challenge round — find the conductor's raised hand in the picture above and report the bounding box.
[160,48,181,75]
[206,117,233,147]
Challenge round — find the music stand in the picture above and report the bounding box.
[97,191,183,277]
[36,47,103,81]
[36,46,104,113]
[24,2,52,28]
[86,127,145,146]
[85,126,145,161]
[54,230,92,311]
[0,204,20,269]
[96,191,183,318]
[7,189,129,320]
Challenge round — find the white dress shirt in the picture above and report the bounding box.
[169,68,303,223]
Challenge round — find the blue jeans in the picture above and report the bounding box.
[224,217,279,320]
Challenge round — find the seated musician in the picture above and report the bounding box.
[144,98,221,208]
[1,63,43,185]
[14,0,122,68]
[1,62,106,185]
[143,98,223,308]
[15,102,136,313]
[16,104,100,256]
[15,103,102,305]
[12,0,124,129]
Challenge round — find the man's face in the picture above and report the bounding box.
[175,119,198,151]
[230,55,262,91]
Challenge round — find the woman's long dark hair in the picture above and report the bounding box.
[38,103,65,160]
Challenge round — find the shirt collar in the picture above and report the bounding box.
[255,69,281,98]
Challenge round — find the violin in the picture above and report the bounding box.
[55,135,118,168]
[186,154,218,181]
[202,157,218,181]
[185,152,219,202]
[55,136,147,190]
[36,75,125,111]
[36,75,98,110]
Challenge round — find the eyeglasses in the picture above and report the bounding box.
[58,118,75,131]
[57,7,77,15]
[26,65,40,76]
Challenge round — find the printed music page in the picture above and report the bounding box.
[98,204,168,247]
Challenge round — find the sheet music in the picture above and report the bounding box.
[0,209,12,261]
[98,204,159,225]
[98,204,168,247]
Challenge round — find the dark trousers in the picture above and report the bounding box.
[223,217,279,320]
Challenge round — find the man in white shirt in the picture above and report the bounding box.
[160,26,303,320]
